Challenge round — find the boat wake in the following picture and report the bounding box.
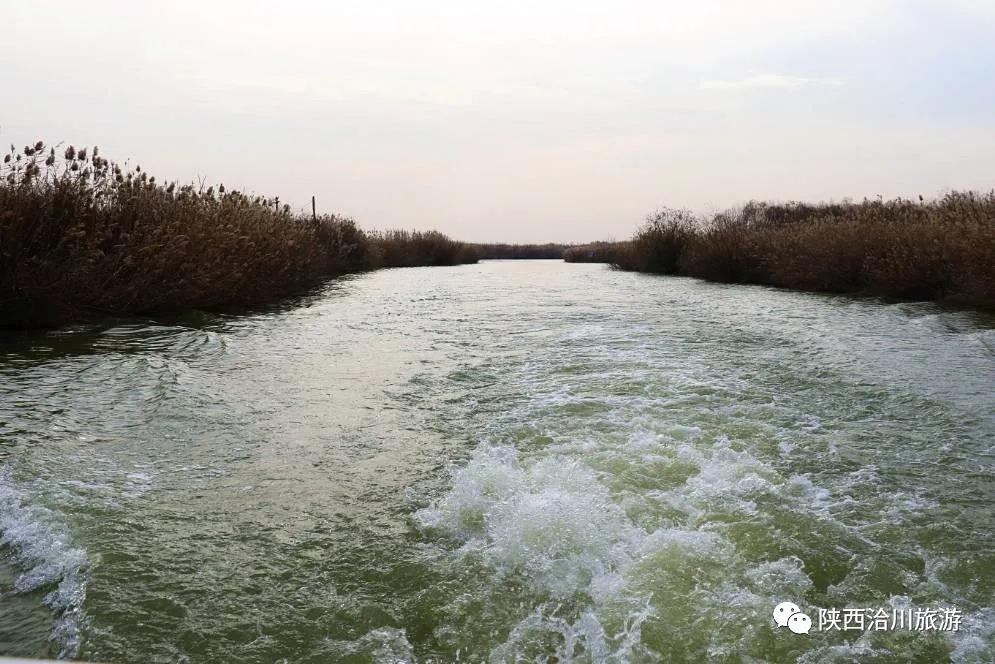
[0,465,89,658]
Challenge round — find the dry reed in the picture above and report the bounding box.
[611,196,995,309]
[0,141,476,327]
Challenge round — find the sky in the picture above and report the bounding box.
[2,1,994,242]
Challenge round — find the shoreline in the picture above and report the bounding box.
[566,195,995,312]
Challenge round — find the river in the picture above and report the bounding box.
[1,260,993,663]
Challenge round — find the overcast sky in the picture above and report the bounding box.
[3,1,994,242]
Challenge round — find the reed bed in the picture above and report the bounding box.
[368,229,478,268]
[0,141,475,327]
[473,243,570,259]
[562,241,629,264]
[611,195,995,309]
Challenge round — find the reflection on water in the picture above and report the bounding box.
[1,261,993,662]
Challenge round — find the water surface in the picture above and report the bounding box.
[1,261,993,662]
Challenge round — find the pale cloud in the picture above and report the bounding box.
[699,74,845,91]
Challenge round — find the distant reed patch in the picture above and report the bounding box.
[369,229,479,267]
[473,243,570,260]
[562,241,630,264]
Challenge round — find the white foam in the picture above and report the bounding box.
[416,447,641,599]
[321,627,416,663]
[0,465,89,657]
[951,608,995,663]
[490,602,656,663]
[415,434,830,660]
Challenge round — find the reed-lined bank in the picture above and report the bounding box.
[599,195,995,310]
[6,139,992,326]
[0,142,477,328]
[562,241,621,263]
[472,243,570,259]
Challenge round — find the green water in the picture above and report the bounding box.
[0,261,993,663]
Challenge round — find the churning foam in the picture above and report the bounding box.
[413,435,820,660]
[414,424,986,661]
[320,627,417,662]
[416,445,642,601]
[0,465,89,657]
